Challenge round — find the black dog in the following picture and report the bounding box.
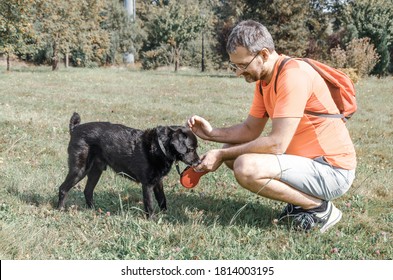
[57,112,201,217]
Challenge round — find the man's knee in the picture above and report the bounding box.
[233,154,281,184]
[233,154,256,185]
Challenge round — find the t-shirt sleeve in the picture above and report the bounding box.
[273,68,312,118]
[249,80,268,118]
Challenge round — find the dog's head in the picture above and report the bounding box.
[159,126,200,167]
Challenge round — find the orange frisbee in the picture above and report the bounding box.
[180,166,209,188]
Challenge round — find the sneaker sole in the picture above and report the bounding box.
[320,206,342,233]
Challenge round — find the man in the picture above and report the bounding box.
[187,20,356,233]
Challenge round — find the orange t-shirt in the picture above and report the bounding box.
[249,55,356,170]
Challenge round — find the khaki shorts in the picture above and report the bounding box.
[276,154,355,201]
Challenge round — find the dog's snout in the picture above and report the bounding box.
[191,159,201,167]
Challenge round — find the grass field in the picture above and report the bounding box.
[0,65,392,260]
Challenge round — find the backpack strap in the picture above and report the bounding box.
[303,110,344,119]
[272,57,345,121]
[259,57,291,96]
[299,58,345,120]
[274,57,291,93]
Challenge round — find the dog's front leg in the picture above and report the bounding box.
[142,185,155,218]
[153,180,167,212]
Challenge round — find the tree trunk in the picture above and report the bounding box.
[174,48,180,72]
[64,53,69,68]
[6,52,10,71]
[201,32,205,72]
[52,40,59,71]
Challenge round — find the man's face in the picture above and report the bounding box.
[229,46,264,83]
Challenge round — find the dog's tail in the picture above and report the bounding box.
[69,112,81,134]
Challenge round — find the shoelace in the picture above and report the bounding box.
[292,212,316,230]
[278,204,302,221]
[285,204,294,213]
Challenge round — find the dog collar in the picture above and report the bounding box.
[175,162,181,175]
[158,138,168,157]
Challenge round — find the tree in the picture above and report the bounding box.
[0,0,36,71]
[35,0,81,70]
[140,0,207,71]
[183,0,218,71]
[212,0,245,67]
[35,0,109,70]
[102,0,145,64]
[242,0,311,57]
[305,0,331,59]
[75,0,110,67]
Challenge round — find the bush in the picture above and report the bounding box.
[338,67,359,83]
[330,46,347,68]
[141,45,172,70]
[346,38,380,77]
[330,37,380,78]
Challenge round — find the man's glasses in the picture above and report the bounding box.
[229,52,260,71]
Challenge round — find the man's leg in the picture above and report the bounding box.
[225,153,353,232]
[228,153,322,210]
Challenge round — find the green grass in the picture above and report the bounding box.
[0,65,392,260]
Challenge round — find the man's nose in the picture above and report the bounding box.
[236,68,245,77]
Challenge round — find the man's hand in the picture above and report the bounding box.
[195,149,223,172]
[187,115,213,140]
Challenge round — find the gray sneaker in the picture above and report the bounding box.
[291,201,342,233]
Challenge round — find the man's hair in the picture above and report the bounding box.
[226,20,275,54]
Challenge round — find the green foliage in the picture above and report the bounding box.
[210,0,244,66]
[181,35,216,71]
[102,0,145,64]
[75,0,110,67]
[372,29,390,76]
[34,0,137,69]
[332,0,393,76]
[35,0,80,69]
[305,0,331,59]
[139,0,207,71]
[140,44,173,70]
[0,0,36,70]
[2,0,392,74]
[242,0,316,57]
[216,0,332,61]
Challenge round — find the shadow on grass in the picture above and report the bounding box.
[10,181,278,229]
[101,187,278,229]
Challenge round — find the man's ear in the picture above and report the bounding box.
[260,48,270,62]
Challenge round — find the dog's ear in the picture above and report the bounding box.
[169,128,188,154]
[156,126,171,144]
